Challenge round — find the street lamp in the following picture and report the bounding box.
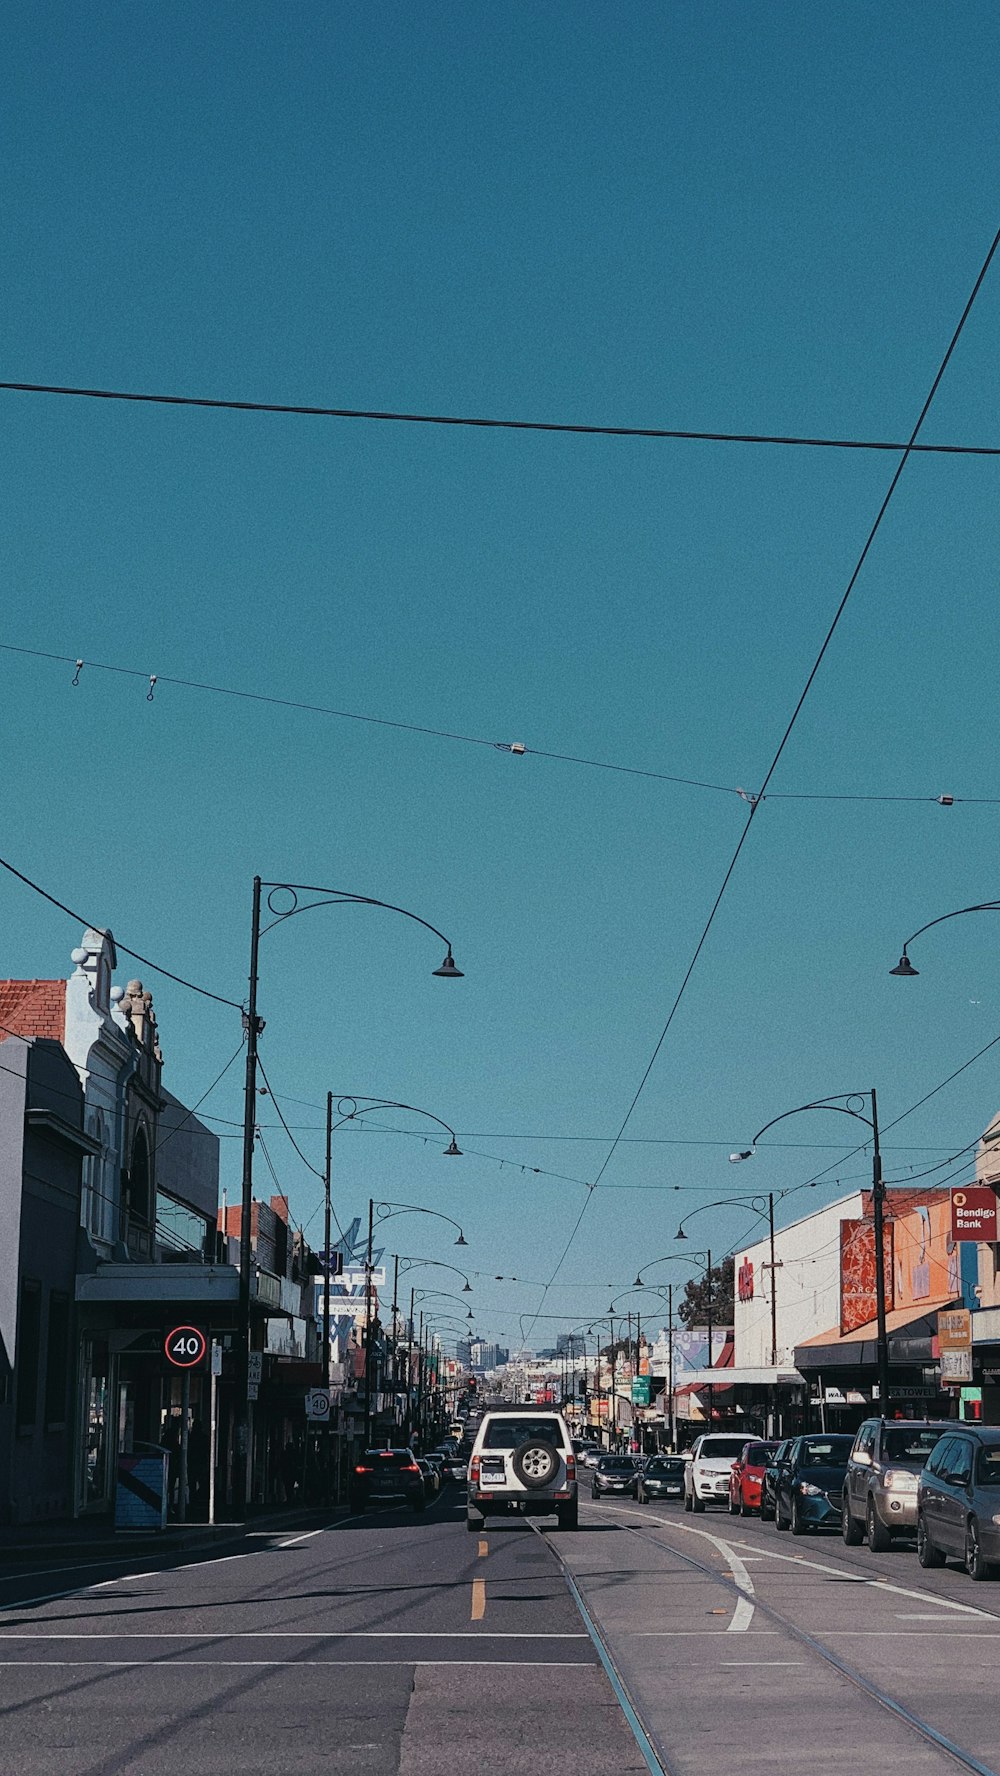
[733,1093,888,1410]
[889,899,1000,978]
[319,1099,463,1388]
[236,875,463,1517]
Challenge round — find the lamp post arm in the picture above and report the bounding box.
[259,882,457,956]
[900,900,1000,956]
[748,1098,874,1147]
[330,1096,460,1147]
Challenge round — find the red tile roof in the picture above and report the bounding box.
[0,979,66,1043]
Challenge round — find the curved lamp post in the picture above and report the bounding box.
[318,1099,462,1389]
[889,899,1000,978]
[732,1093,887,1408]
[236,875,463,1516]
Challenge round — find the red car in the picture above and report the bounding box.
[729,1439,778,1515]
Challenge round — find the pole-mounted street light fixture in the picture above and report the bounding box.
[733,1093,888,1409]
[319,1099,464,1392]
[397,1257,474,1292]
[236,874,463,1518]
[889,899,1000,978]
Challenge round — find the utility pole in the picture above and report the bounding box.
[667,1285,675,1450]
[705,1247,713,1430]
[323,1092,332,1387]
[236,874,263,1519]
[363,1197,374,1448]
[871,1089,890,1413]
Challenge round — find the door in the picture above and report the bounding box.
[779,1439,800,1518]
[940,1437,974,1555]
[850,1422,876,1520]
[920,1435,954,1552]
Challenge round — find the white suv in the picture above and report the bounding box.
[467,1408,578,1531]
[684,1433,748,1513]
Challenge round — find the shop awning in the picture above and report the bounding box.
[795,1301,953,1371]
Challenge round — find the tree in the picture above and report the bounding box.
[677,1256,735,1330]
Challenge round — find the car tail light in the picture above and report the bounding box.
[401,1463,420,1474]
[469,1456,480,1483]
[354,1464,372,1475]
[565,1455,576,1478]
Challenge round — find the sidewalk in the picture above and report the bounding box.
[0,1502,347,1566]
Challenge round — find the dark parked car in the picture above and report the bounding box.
[350,1448,426,1514]
[917,1426,1000,1580]
[759,1439,791,1522]
[637,1455,686,1502]
[774,1434,854,1535]
[591,1455,640,1499]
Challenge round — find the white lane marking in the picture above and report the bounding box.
[720,1535,996,1620]
[728,1596,755,1633]
[721,1660,803,1666]
[0,1630,588,1640]
[627,1630,777,1636]
[0,1658,595,1668]
[596,1503,756,1633]
[279,1519,346,1547]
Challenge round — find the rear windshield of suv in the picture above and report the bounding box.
[363,1450,416,1467]
[697,1437,746,1460]
[882,1426,947,1463]
[481,1418,564,1450]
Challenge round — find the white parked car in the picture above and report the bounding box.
[683,1433,748,1513]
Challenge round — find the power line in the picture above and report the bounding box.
[3,377,1000,455]
[0,851,243,1011]
[520,217,1000,1346]
[4,642,999,809]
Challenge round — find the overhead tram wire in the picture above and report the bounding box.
[3,378,1000,456]
[4,642,1000,810]
[0,851,243,1011]
[519,217,1000,1350]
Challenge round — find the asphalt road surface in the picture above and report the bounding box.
[5,1485,1000,1775]
[0,1487,645,1776]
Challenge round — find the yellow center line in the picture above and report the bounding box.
[478,1539,489,1558]
[471,1577,486,1621]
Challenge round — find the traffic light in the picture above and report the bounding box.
[467,1375,477,1393]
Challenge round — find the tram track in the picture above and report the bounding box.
[537,1505,1000,1776]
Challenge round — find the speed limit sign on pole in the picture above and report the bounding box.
[305,1388,332,1422]
[165,1325,208,1369]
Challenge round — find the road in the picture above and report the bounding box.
[3,1486,1000,1775]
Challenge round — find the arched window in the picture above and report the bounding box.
[129,1126,151,1225]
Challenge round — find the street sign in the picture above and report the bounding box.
[305,1388,332,1422]
[164,1325,207,1369]
[247,1353,263,1384]
[210,1341,223,1377]
[939,1307,973,1385]
[951,1187,998,1243]
[938,1307,972,1350]
[247,1381,259,1401]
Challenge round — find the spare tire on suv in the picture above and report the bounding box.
[511,1439,559,1489]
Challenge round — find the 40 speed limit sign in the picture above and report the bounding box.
[164,1325,208,1368]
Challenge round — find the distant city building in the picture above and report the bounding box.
[470,1340,508,1371]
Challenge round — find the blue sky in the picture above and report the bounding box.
[3,3,1000,1354]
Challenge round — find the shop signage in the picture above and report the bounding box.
[938,1307,973,1385]
[950,1187,998,1243]
[738,1258,754,1303]
[631,1377,651,1406]
[164,1325,207,1369]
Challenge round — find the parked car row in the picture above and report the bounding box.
[682,1419,1000,1584]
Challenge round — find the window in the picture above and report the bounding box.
[950,1441,974,1486]
[129,1128,151,1223]
[16,1278,42,1432]
[45,1292,70,1427]
[975,1447,1000,1486]
[925,1436,956,1477]
[882,1425,947,1464]
[481,1417,565,1450]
